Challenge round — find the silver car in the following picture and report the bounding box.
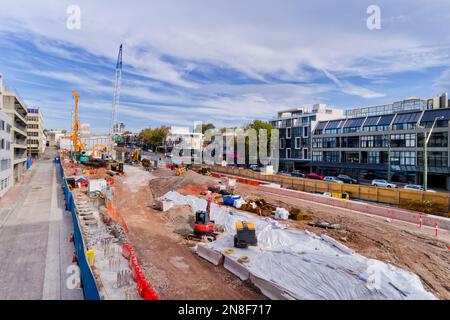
[324,176,344,183]
[403,184,436,192]
[371,179,397,188]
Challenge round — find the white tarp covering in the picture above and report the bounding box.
[161,191,436,300]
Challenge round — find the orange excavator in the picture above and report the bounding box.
[187,194,217,242]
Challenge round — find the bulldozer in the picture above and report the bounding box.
[234,220,257,248]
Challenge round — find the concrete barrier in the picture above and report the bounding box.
[258,185,450,231]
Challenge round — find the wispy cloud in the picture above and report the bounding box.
[0,0,449,133]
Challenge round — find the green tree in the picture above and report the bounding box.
[196,123,216,134]
[138,126,170,150]
[244,120,275,165]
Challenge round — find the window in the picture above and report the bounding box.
[323,151,339,163]
[303,127,309,138]
[418,132,448,148]
[324,128,340,134]
[343,152,360,163]
[341,136,359,148]
[312,138,322,148]
[303,148,308,160]
[390,134,416,148]
[295,137,301,149]
[286,127,291,139]
[391,151,416,166]
[280,138,285,149]
[323,137,337,148]
[312,151,322,162]
[417,151,448,167]
[286,148,291,159]
[368,151,380,164]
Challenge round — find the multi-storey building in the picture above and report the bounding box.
[310,107,450,190]
[1,80,28,183]
[26,107,45,158]
[269,104,344,172]
[0,108,13,198]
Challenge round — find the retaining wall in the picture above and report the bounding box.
[259,185,450,231]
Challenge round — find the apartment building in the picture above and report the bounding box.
[1,83,28,183]
[26,107,45,158]
[310,107,450,190]
[0,108,13,198]
[269,104,344,172]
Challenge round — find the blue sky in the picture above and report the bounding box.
[1,0,450,133]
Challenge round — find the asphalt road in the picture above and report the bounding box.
[0,150,83,300]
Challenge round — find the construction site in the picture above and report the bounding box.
[1,4,450,306]
[1,42,448,302]
[55,145,450,299]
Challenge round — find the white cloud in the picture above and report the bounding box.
[1,0,450,130]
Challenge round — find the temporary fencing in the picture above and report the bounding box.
[122,242,158,300]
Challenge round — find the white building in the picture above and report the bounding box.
[26,107,45,158]
[47,130,65,147]
[166,126,203,164]
[0,74,27,184]
[0,74,13,197]
[80,123,91,136]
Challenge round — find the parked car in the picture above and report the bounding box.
[371,179,397,188]
[403,185,436,192]
[306,173,324,180]
[324,176,344,183]
[336,174,358,184]
[291,170,305,178]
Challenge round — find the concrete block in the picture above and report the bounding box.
[223,256,250,280]
[196,245,224,266]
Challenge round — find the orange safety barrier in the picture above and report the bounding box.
[122,242,159,300]
[107,203,129,233]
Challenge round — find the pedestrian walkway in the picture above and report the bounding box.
[0,150,83,300]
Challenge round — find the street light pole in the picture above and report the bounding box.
[421,116,444,191]
[387,123,392,182]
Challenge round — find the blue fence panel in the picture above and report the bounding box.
[57,160,100,300]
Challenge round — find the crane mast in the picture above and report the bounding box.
[71,91,82,152]
[111,44,123,136]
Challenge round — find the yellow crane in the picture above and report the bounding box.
[70,91,86,161]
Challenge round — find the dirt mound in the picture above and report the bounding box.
[163,205,195,236]
[149,170,219,198]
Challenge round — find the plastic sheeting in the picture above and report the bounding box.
[161,191,436,300]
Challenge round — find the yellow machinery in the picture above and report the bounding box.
[175,166,187,176]
[325,192,350,200]
[90,144,107,158]
[132,148,141,162]
[70,91,86,161]
[234,221,257,248]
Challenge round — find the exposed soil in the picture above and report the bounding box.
[112,165,264,300]
[114,164,450,300]
[235,185,450,299]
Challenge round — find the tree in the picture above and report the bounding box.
[244,120,275,165]
[138,126,170,151]
[196,123,216,134]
